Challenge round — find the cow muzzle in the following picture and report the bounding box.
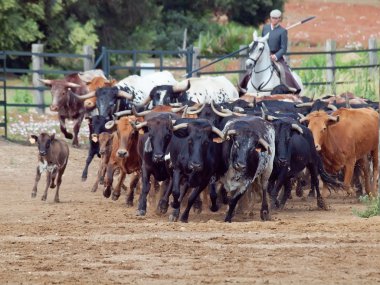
[117,149,129,158]
[278,158,288,167]
[233,162,246,171]
[152,153,164,163]
[315,144,321,151]
[91,134,98,143]
[39,151,47,156]
[189,162,203,172]
[50,105,59,112]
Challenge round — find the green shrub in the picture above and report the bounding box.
[353,194,380,218]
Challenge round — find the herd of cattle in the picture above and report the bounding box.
[29,69,379,222]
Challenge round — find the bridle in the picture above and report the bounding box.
[247,41,276,92]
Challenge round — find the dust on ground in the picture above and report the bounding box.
[0,138,379,284]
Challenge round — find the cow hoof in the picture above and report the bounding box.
[308,191,315,198]
[72,144,80,149]
[41,195,47,201]
[209,204,219,212]
[168,214,178,222]
[279,203,285,210]
[31,192,37,198]
[224,216,232,223]
[54,198,60,203]
[136,209,146,216]
[260,210,270,221]
[65,133,73,139]
[317,197,328,210]
[295,187,303,197]
[126,200,134,208]
[103,188,111,198]
[157,200,169,214]
[91,185,98,193]
[49,183,56,189]
[180,216,189,223]
[111,193,120,201]
[81,176,87,182]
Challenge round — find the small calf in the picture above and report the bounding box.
[29,133,69,202]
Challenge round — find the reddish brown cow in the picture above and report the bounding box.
[103,116,143,205]
[91,132,114,193]
[29,133,69,202]
[84,77,118,110]
[302,108,379,195]
[40,74,88,147]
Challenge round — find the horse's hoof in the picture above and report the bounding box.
[136,209,146,216]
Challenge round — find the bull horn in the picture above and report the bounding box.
[114,110,132,117]
[141,95,152,106]
[212,126,225,139]
[327,104,338,111]
[299,116,309,123]
[105,120,116,130]
[298,113,305,120]
[171,105,187,113]
[345,95,351,108]
[261,107,266,119]
[118,90,134,100]
[328,115,339,122]
[65,82,81,88]
[258,138,271,154]
[173,123,188,131]
[172,80,191,93]
[261,102,268,112]
[186,103,205,115]
[291,124,303,134]
[169,102,183,107]
[135,121,148,130]
[182,106,188,118]
[211,100,232,117]
[38,79,53,86]
[225,129,237,140]
[296,102,313,107]
[232,111,247,117]
[132,105,151,117]
[70,90,96,100]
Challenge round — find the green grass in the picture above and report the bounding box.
[353,194,380,218]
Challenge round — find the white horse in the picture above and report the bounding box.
[244,31,303,96]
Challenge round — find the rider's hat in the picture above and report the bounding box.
[270,9,282,18]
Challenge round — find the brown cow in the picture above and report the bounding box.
[84,77,117,110]
[103,116,142,205]
[91,132,114,193]
[40,74,88,147]
[302,108,379,195]
[29,133,69,202]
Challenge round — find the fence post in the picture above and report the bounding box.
[101,47,109,77]
[32,44,45,114]
[186,46,193,78]
[192,47,200,77]
[369,37,378,77]
[326,39,336,95]
[83,45,94,71]
[239,45,247,83]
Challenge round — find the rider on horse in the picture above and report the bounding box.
[240,9,301,94]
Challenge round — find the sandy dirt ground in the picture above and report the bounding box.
[0,138,380,284]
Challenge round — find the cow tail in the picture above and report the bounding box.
[317,155,343,192]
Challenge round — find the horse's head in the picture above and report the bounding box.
[245,31,270,70]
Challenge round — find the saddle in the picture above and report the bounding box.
[272,61,297,93]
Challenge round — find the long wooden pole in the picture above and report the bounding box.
[182,16,316,78]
